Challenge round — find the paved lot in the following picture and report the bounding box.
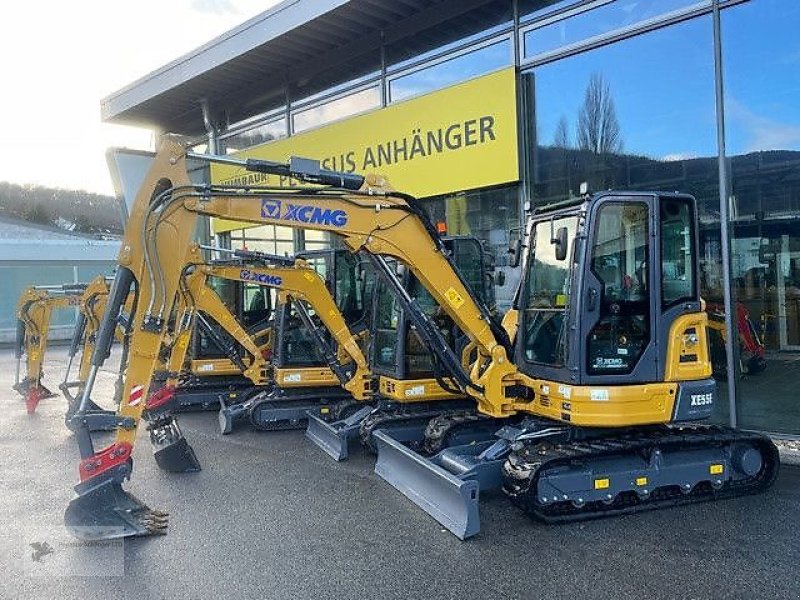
[1,346,798,600]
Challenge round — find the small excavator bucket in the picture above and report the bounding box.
[148,417,201,473]
[64,478,168,540]
[25,383,55,414]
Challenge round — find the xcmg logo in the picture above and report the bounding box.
[260,198,348,228]
[239,269,283,287]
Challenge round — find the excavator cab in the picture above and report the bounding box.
[271,249,372,389]
[190,276,273,366]
[515,192,713,419]
[371,236,494,400]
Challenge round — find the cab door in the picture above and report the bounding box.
[577,193,701,384]
[515,212,581,385]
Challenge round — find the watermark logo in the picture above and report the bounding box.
[30,541,54,563]
[20,524,125,577]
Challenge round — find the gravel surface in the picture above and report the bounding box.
[1,347,798,600]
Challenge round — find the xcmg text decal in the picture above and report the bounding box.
[260,199,348,228]
[239,270,283,286]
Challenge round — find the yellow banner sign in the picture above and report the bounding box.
[211,67,518,234]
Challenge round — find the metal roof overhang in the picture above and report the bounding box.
[101,0,504,136]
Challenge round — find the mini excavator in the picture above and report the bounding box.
[145,243,372,440]
[13,279,118,416]
[63,137,778,541]
[305,235,498,460]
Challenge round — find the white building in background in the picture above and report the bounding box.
[0,215,119,342]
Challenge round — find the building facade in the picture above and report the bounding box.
[0,216,119,342]
[103,0,799,436]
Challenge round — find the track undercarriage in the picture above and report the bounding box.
[368,409,780,539]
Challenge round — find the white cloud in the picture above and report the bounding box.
[662,152,698,162]
[727,98,800,153]
[0,1,278,194]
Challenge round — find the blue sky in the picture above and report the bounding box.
[532,0,800,160]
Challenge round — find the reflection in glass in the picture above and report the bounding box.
[389,40,511,103]
[385,0,512,67]
[292,87,379,133]
[524,15,726,416]
[518,0,582,24]
[521,216,578,367]
[524,0,709,59]
[722,0,800,434]
[220,117,287,153]
[587,202,650,375]
[423,185,520,312]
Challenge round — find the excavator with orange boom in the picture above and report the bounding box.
[63,137,778,541]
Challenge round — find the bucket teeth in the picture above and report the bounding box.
[64,479,170,540]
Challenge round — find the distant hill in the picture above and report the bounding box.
[0,181,123,235]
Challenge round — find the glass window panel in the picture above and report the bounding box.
[587,203,651,374]
[303,241,331,252]
[389,40,512,103]
[292,87,380,134]
[385,0,512,67]
[524,0,709,60]
[521,215,579,367]
[304,229,329,242]
[519,0,582,24]
[522,15,726,419]
[722,0,800,434]
[292,51,381,105]
[220,117,287,154]
[661,197,697,308]
[424,185,520,313]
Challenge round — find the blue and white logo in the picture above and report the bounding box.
[239,269,283,287]
[260,198,348,228]
[261,199,282,219]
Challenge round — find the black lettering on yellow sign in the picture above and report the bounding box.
[221,114,498,184]
[362,115,496,171]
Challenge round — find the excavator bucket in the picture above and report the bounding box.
[148,417,201,473]
[64,478,168,540]
[25,383,56,414]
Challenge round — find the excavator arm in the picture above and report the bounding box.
[64,136,516,540]
[14,284,86,413]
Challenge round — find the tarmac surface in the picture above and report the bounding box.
[1,346,798,600]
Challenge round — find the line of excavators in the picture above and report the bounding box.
[13,136,779,541]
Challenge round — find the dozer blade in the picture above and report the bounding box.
[305,406,372,461]
[148,417,201,473]
[218,396,249,435]
[64,478,168,540]
[373,429,480,540]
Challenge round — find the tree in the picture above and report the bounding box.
[553,116,570,148]
[576,73,622,155]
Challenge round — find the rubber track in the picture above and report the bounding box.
[423,411,501,455]
[502,425,780,523]
[359,408,447,453]
[248,398,331,431]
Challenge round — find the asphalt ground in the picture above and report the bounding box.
[1,346,798,600]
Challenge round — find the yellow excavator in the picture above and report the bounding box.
[63,137,778,541]
[145,243,372,448]
[14,280,103,414]
[57,276,132,432]
[305,235,498,460]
